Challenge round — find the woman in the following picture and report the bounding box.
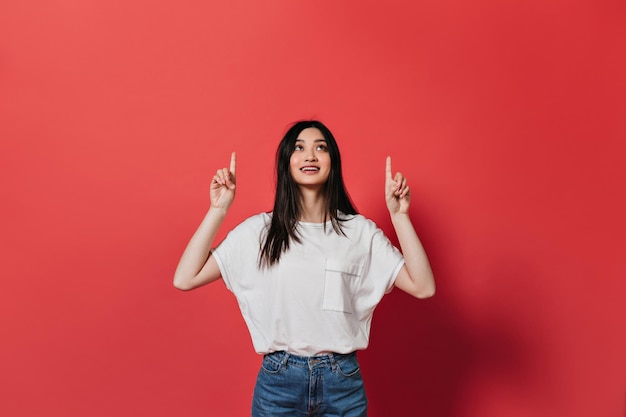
[174,120,435,416]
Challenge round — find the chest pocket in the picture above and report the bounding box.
[322,259,364,314]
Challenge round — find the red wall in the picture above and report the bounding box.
[1,1,624,416]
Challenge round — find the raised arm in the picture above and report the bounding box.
[173,152,237,291]
[385,156,435,298]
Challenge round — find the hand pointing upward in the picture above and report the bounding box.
[210,152,237,210]
[385,156,411,215]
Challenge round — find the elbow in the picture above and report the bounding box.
[411,272,436,299]
[173,275,194,291]
[414,284,435,299]
[396,266,435,299]
[173,283,191,291]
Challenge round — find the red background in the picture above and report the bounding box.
[1,1,624,416]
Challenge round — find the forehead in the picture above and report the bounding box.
[295,127,325,141]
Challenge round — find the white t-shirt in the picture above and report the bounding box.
[212,212,405,356]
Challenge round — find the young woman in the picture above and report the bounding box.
[174,120,435,416]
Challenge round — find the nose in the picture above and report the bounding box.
[304,149,318,162]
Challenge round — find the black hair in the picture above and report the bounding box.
[259,120,358,268]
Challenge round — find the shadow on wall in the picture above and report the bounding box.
[360,294,466,417]
[361,290,536,417]
[360,213,543,416]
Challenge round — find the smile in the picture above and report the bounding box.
[300,166,320,172]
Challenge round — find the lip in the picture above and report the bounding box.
[300,166,320,172]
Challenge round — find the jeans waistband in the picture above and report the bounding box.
[265,350,356,370]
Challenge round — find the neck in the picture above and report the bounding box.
[298,187,328,223]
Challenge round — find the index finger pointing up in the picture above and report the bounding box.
[386,156,392,179]
[230,152,237,175]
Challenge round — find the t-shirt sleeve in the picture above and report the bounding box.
[368,225,405,294]
[211,215,264,292]
[349,217,405,315]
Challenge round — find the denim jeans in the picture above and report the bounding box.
[251,351,368,417]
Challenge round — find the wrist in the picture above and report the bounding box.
[390,210,410,220]
[208,206,229,218]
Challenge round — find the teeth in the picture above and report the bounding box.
[301,167,319,171]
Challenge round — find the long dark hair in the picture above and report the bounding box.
[259,120,358,268]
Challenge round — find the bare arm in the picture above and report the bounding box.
[173,152,237,291]
[385,156,435,298]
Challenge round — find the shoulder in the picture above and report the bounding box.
[341,213,378,228]
[228,212,270,237]
[340,213,383,235]
[239,212,271,228]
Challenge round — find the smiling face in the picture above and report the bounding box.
[289,127,331,189]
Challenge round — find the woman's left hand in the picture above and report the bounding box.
[385,156,411,215]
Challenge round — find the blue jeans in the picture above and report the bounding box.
[251,351,368,417]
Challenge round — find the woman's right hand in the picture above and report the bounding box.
[210,152,237,210]
[174,152,236,290]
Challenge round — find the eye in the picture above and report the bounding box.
[316,144,328,151]
[294,144,304,151]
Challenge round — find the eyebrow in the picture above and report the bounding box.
[295,138,327,142]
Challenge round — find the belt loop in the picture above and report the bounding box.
[281,351,290,369]
[328,352,338,371]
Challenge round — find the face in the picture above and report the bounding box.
[289,127,331,189]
